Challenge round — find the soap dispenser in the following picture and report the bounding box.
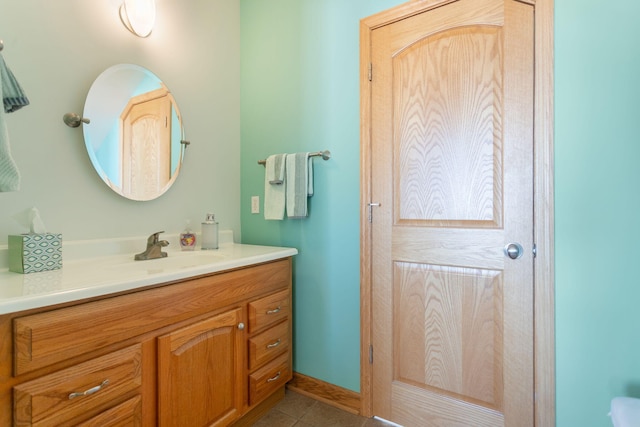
[201,213,219,250]
[179,220,196,251]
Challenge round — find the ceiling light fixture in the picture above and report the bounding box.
[119,0,156,38]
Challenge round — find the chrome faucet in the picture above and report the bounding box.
[135,231,169,260]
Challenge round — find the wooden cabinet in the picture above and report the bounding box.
[246,290,292,406]
[248,321,289,371]
[76,396,142,427]
[158,308,244,427]
[0,258,293,427]
[13,344,142,426]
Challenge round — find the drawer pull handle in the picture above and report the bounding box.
[267,371,281,383]
[68,379,109,400]
[266,306,281,315]
[266,339,281,349]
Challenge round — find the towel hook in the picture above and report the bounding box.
[63,112,90,128]
[0,40,4,52]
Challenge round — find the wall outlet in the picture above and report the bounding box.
[251,196,260,214]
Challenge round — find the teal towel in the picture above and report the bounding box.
[286,153,313,218]
[0,54,29,192]
[1,54,30,113]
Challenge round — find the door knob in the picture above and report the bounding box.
[504,243,523,260]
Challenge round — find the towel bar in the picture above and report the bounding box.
[258,150,331,165]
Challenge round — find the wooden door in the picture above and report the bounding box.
[120,87,172,200]
[157,308,245,427]
[364,0,534,425]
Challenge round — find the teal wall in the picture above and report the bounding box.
[555,1,640,425]
[240,0,405,392]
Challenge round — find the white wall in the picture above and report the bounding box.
[0,0,240,246]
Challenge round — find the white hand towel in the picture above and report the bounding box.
[264,154,287,220]
[286,153,313,218]
[269,153,285,185]
[0,54,29,192]
[0,103,20,192]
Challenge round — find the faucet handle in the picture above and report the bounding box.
[149,231,165,244]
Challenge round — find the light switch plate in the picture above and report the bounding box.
[251,196,260,214]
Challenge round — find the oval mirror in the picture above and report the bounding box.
[82,64,186,201]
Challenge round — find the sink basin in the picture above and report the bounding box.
[106,251,227,274]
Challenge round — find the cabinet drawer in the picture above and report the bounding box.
[248,321,289,371]
[13,259,291,376]
[248,353,291,406]
[76,395,142,427]
[248,289,290,333]
[13,344,142,427]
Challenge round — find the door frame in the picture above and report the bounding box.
[359,0,555,425]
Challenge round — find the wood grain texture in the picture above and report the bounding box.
[287,372,361,415]
[362,0,460,31]
[121,86,173,200]
[395,27,502,225]
[157,308,244,427]
[75,395,142,427]
[366,0,535,425]
[359,15,374,417]
[247,289,290,334]
[13,259,290,376]
[392,382,504,427]
[360,0,555,423]
[1,258,293,426]
[230,387,285,427]
[393,227,505,270]
[248,320,289,371]
[14,344,142,426]
[394,263,503,409]
[533,0,556,426]
[248,353,291,406]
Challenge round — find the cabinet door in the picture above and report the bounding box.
[157,308,244,427]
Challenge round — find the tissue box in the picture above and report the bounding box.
[9,233,62,274]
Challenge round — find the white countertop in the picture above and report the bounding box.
[0,232,297,315]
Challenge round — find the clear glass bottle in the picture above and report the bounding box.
[179,220,196,251]
[201,213,219,250]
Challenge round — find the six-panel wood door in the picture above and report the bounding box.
[368,0,534,425]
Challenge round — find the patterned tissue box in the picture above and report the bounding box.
[8,233,62,274]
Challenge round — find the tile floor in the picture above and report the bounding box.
[251,389,392,427]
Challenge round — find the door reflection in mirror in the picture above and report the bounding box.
[83,64,185,201]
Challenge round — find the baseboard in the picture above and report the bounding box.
[231,387,285,427]
[287,372,361,415]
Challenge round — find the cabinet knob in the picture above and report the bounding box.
[238,322,245,330]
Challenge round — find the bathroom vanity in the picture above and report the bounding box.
[0,237,296,426]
